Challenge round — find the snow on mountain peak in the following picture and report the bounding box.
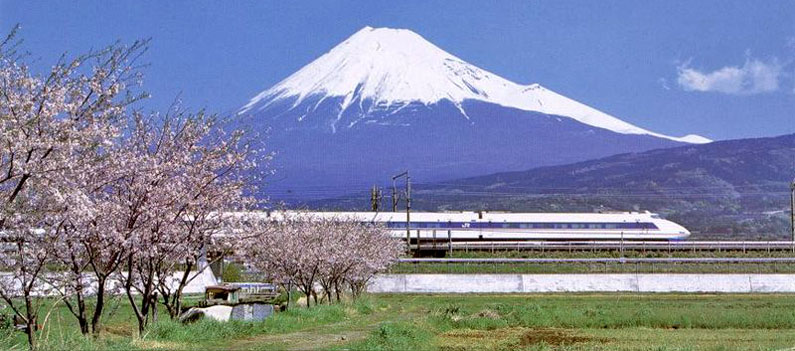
[241,26,710,144]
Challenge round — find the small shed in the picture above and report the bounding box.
[205,285,240,305]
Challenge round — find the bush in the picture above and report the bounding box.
[221,262,243,282]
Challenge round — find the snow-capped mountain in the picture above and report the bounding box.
[238,26,710,200]
[242,26,708,143]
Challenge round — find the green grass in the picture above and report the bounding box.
[344,320,436,351]
[5,294,795,350]
[345,294,795,351]
[144,302,352,349]
[422,294,795,329]
[390,250,795,274]
[390,262,795,274]
[0,293,153,350]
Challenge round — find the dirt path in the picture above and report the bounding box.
[226,320,377,351]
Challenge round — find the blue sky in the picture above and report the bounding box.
[2,0,793,140]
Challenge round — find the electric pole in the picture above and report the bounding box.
[790,178,795,243]
[391,179,401,212]
[370,185,383,211]
[392,171,411,253]
[407,174,412,252]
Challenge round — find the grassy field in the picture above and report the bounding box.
[4,293,795,350]
[389,261,795,274]
[389,250,795,274]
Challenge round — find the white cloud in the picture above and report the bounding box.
[676,57,783,95]
[657,77,671,90]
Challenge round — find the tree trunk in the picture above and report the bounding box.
[76,292,89,335]
[319,281,331,304]
[151,294,158,324]
[286,281,292,311]
[24,295,36,350]
[124,257,147,336]
[300,285,312,308]
[163,261,193,320]
[91,277,106,336]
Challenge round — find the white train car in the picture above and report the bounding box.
[268,211,690,241]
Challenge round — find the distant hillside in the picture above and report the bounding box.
[312,134,795,240]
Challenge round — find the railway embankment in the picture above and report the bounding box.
[368,273,795,293]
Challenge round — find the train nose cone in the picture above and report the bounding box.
[677,224,691,239]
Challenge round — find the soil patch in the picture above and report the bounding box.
[473,309,500,319]
[520,328,595,346]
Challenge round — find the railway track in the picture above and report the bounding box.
[412,240,795,253]
[399,257,795,264]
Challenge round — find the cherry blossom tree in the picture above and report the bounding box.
[343,224,404,299]
[240,212,402,308]
[0,27,265,345]
[236,213,306,309]
[152,112,261,320]
[238,213,321,307]
[112,110,262,334]
[0,26,147,347]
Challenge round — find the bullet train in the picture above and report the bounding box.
[267,211,691,241]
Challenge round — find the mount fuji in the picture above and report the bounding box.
[238,26,710,200]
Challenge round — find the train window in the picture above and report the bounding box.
[640,223,658,229]
[588,224,601,229]
[605,224,617,229]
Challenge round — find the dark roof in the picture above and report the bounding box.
[205,285,240,292]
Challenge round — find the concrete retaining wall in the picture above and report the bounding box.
[0,269,216,297]
[368,274,795,293]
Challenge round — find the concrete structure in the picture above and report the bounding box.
[368,274,795,293]
[231,303,275,321]
[180,303,275,323]
[0,268,216,297]
[199,305,234,322]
